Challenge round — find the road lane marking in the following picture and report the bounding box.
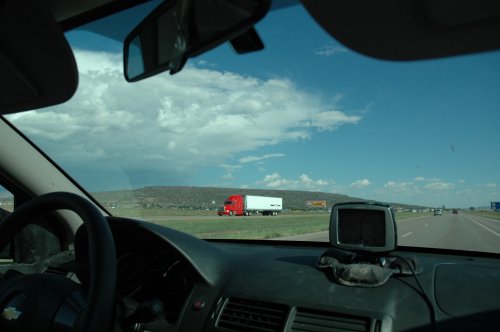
[402,232,413,238]
[465,216,500,238]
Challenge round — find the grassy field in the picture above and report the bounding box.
[466,210,500,220]
[394,211,432,220]
[109,207,216,217]
[110,208,433,240]
[155,215,329,239]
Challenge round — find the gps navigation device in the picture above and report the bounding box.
[329,202,397,253]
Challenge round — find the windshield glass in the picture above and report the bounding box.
[6,3,500,253]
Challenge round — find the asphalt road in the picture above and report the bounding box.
[397,213,500,253]
[279,213,500,254]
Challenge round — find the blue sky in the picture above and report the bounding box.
[7,3,500,208]
[194,5,500,207]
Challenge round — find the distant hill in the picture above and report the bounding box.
[91,186,428,211]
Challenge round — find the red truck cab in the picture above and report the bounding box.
[218,195,244,216]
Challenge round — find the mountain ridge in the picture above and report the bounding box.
[91,186,428,210]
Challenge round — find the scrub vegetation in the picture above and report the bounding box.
[466,210,500,221]
[93,186,429,211]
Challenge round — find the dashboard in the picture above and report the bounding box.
[113,230,197,324]
[76,217,500,332]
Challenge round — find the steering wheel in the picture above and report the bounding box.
[0,192,116,332]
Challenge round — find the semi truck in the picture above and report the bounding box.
[218,194,283,216]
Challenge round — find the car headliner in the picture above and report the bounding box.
[50,0,500,60]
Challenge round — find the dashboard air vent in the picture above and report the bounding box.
[217,298,289,332]
[291,308,371,332]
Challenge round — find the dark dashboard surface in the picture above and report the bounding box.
[102,217,500,332]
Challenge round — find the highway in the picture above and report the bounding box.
[279,213,500,254]
[397,213,500,253]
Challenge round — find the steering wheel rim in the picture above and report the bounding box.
[0,192,116,332]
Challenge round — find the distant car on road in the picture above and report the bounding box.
[452,209,458,214]
[434,209,443,216]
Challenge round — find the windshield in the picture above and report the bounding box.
[6,3,500,253]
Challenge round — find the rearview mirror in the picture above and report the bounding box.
[124,0,270,81]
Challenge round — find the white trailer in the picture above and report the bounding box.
[245,195,282,216]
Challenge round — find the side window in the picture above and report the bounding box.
[0,186,14,261]
[0,186,13,220]
[15,223,62,264]
[0,185,64,264]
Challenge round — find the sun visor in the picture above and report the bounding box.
[0,0,78,114]
[301,0,500,61]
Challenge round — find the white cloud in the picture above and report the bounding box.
[380,181,423,196]
[455,189,473,196]
[221,173,235,180]
[7,50,362,186]
[314,45,349,57]
[414,177,441,182]
[351,179,371,188]
[258,173,332,191]
[298,174,330,187]
[384,181,397,188]
[239,153,286,164]
[374,176,496,208]
[196,59,217,68]
[220,164,242,172]
[305,111,361,132]
[485,183,497,188]
[424,181,455,190]
[260,173,291,188]
[384,181,414,190]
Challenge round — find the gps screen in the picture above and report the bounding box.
[338,209,386,247]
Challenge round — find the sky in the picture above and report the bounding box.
[6,3,500,208]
